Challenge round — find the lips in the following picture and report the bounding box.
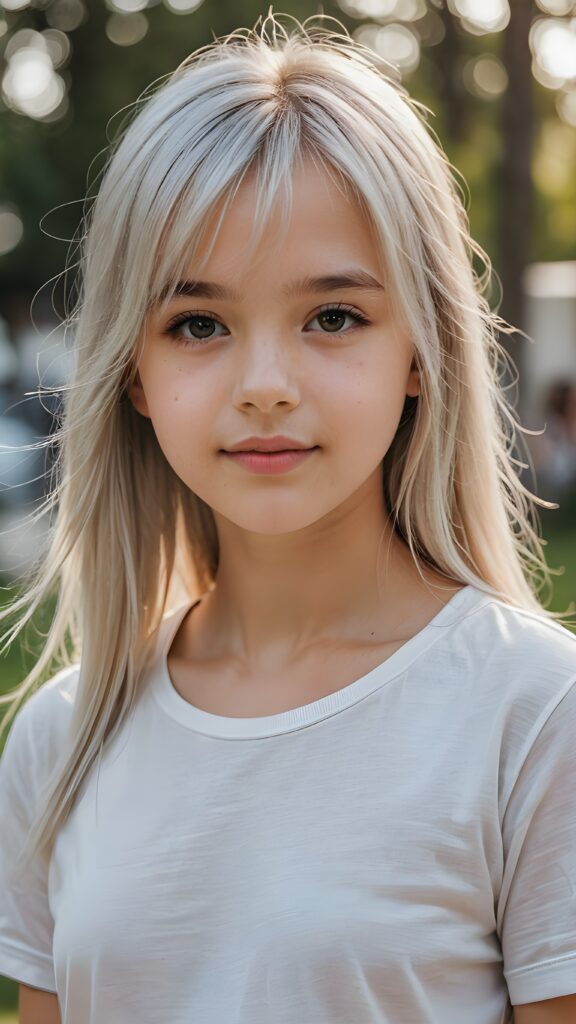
[223,447,318,474]
[224,435,315,452]
[222,447,318,454]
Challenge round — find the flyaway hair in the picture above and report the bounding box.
[1,9,573,877]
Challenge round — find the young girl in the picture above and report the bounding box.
[1,11,575,1024]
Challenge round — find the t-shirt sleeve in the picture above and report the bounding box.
[0,696,57,992]
[498,671,576,1005]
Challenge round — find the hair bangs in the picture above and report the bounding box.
[146,120,312,324]
[3,9,573,886]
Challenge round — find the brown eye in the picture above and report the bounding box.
[164,311,228,346]
[305,303,371,335]
[318,310,347,332]
[185,316,219,339]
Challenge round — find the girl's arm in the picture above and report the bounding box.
[514,994,576,1022]
[19,983,61,1024]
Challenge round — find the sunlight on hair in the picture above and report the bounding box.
[0,7,572,885]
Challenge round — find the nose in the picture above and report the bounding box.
[231,333,301,411]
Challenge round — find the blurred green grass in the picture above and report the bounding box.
[0,517,574,1012]
[0,975,18,1020]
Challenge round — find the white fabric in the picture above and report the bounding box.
[1,583,576,1023]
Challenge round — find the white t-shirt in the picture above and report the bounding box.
[1,583,576,1024]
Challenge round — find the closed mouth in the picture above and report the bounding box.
[223,447,318,453]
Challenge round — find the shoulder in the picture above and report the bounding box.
[1,665,80,791]
[450,590,576,770]
[13,663,80,734]
[450,587,576,684]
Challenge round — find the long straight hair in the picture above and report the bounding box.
[1,10,572,876]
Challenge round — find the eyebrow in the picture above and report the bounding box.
[157,268,385,304]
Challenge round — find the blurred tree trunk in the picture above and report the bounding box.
[495,0,537,422]
[435,4,467,144]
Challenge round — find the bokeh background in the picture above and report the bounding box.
[1,0,576,1015]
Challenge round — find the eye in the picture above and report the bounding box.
[163,311,229,346]
[162,302,371,348]
[305,303,371,334]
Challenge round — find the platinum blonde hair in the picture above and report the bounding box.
[1,10,572,875]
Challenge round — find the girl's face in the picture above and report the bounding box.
[130,158,420,536]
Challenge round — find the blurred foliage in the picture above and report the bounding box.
[0,2,575,1012]
[0,0,575,317]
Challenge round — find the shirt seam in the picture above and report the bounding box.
[505,950,576,976]
[150,591,497,739]
[0,937,54,969]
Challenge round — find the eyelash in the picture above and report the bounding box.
[163,302,372,347]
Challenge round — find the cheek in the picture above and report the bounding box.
[329,358,409,447]
[142,371,210,472]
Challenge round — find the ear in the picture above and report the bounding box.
[127,370,151,418]
[406,356,420,399]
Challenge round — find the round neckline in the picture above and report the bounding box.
[149,584,490,739]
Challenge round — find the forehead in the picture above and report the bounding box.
[210,157,368,245]
[153,157,379,312]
